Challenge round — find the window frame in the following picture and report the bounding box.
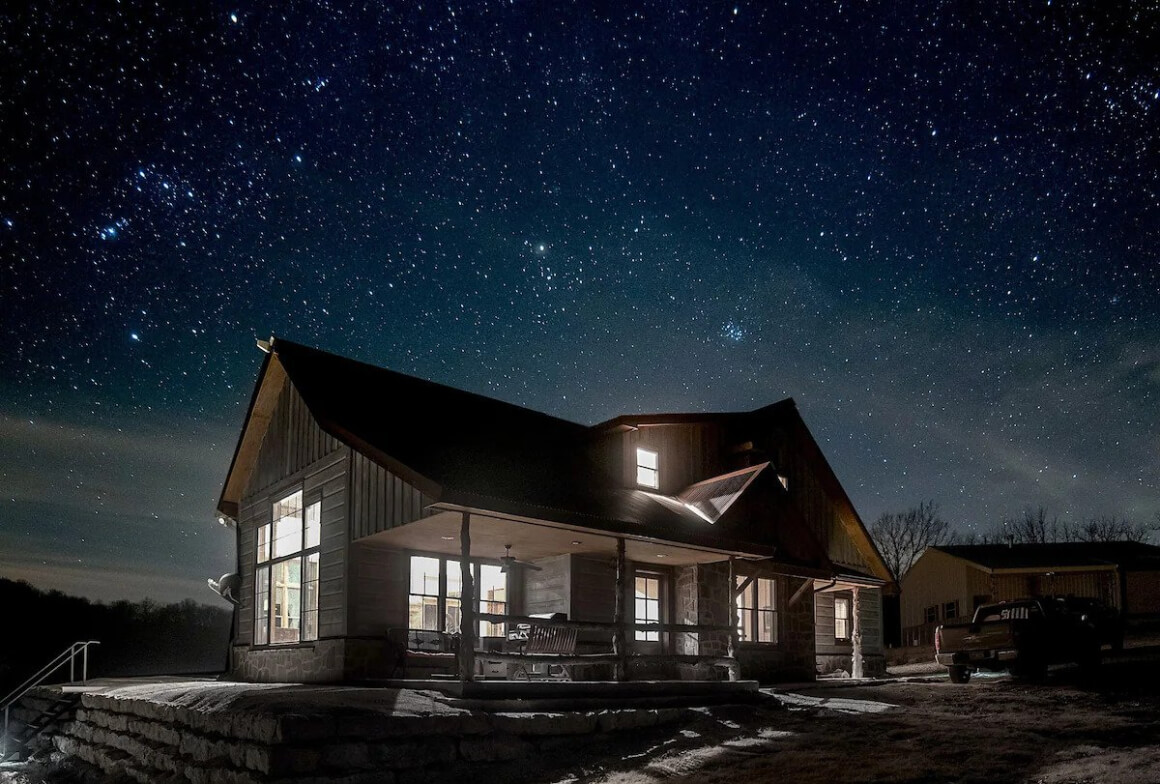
[635,447,659,489]
[254,488,322,647]
[634,569,664,642]
[735,576,778,644]
[943,600,959,621]
[406,553,509,642]
[923,604,939,625]
[834,596,851,642]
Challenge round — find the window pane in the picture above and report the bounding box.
[304,500,321,549]
[636,448,657,469]
[636,448,659,488]
[445,597,461,634]
[271,559,302,644]
[446,560,461,599]
[478,564,507,637]
[409,595,440,631]
[254,565,270,645]
[257,524,271,563]
[758,578,775,610]
[273,491,304,558]
[758,610,776,643]
[302,553,320,642]
[409,556,441,595]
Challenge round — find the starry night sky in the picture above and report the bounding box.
[2,1,1158,604]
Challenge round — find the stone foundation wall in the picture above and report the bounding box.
[52,689,694,784]
[230,640,346,683]
[676,568,817,683]
[816,653,887,678]
[230,637,399,684]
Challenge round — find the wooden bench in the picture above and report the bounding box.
[505,616,579,680]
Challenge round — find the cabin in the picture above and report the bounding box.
[900,542,1160,646]
[215,338,894,685]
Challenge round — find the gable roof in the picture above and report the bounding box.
[933,542,1160,572]
[217,337,887,577]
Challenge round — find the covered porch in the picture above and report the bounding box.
[355,503,778,686]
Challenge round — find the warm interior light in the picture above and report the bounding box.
[440,535,455,541]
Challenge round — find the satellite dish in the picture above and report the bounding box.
[207,573,241,605]
[500,544,542,573]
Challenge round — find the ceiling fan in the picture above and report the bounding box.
[500,544,542,573]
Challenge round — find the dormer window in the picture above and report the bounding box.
[636,447,659,489]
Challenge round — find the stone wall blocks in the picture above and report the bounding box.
[278,713,336,743]
[491,712,598,736]
[373,738,458,770]
[458,733,532,763]
[596,709,659,732]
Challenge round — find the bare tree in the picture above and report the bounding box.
[1064,515,1157,543]
[999,506,1064,544]
[869,501,953,580]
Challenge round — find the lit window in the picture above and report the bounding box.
[636,447,659,489]
[834,597,851,641]
[736,576,777,643]
[407,555,508,642]
[635,572,663,641]
[254,490,321,645]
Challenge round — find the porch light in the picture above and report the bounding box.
[440,535,455,541]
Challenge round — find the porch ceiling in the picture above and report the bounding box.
[357,509,736,566]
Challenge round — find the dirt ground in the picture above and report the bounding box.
[512,648,1160,784]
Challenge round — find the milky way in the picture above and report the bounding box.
[2,2,1157,602]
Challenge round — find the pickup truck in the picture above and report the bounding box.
[934,597,1122,683]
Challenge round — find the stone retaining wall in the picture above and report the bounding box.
[52,689,693,783]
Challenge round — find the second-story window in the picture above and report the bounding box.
[636,447,659,489]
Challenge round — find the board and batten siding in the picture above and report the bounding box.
[349,451,434,539]
[236,378,350,645]
[814,588,883,656]
[347,541,409,637]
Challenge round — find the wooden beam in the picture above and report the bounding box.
[458,511,476,682]
[851,586,863,679]
[613,537,627,682]
[788,577,815,608]
[733,574,756,598]
[727,557,739,681]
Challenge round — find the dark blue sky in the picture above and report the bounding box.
[2,1,1157,603]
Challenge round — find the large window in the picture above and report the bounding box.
[636,447,659,489]
[834,596,851,642]
[736,576,777,643]
[634,571,663,641]
[254,490,321,645]
[407,555,507,640]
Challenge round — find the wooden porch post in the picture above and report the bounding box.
[613,537,627,681]
[727,557,739,682]
[458,511,476,683]
[851,586,863,679]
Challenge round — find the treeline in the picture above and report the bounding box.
[870,502,1160,580]
[0,578,232,698]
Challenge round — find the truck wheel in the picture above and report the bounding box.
[948,666,971,684]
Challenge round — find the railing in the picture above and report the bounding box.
[2,641,100,758]
[474,612,739,680]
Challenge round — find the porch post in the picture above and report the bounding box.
[458,511,476,683]
[727,557,739,682]
[851,586,863,679]
[613,537,627,682]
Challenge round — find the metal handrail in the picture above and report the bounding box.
[2,640,99,758]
